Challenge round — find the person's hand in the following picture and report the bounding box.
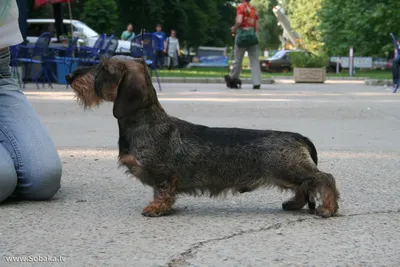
[163,49,167,54]
[231,26,236,33]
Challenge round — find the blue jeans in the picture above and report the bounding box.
[155,50,165,69]
[0,47,62,203]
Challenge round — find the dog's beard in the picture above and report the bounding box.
[71,73,103,109]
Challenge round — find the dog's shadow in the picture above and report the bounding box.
[160,205,313,218]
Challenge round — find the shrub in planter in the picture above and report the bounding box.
[290,51,330,83]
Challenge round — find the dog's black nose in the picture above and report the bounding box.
[65,74,73,84]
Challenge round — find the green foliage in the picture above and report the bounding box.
[290,51,329,68]
[288,0,323,52]
[115,0,236,48]
[319,0,400,57]
[28,0,400,57]
[81,0,119,35]
[62,0,85,21]
[252,0,282,50]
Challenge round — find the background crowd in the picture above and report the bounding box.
[120,23,180,70]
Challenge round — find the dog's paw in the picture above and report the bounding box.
[315,206,335,218]
[141,206,175,217]
[141,209,163,217]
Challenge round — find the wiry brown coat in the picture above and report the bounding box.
[67,57,340,218]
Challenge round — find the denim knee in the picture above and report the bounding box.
[14,153,62,201]
[0,146,18,203]
[0,171,17,203]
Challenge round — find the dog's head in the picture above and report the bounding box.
[66,56,160,118]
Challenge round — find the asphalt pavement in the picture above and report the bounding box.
[1,81,399,267]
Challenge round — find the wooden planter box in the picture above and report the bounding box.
[294,67,326,83]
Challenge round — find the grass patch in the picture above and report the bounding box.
[158,67,253,78]
[158,67,392,79]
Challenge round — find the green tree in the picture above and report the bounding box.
[213,1,237,47]
[81,0,119,35]
[288,0,322,52]
[115,0,236,48]
[63,0,85,21]
[252,0,282,50]
[319,0,400,56]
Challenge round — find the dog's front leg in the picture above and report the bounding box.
[141,176,177,217]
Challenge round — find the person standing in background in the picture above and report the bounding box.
[228,0,262,89]
[120,23,135,41]
[153,24,167,69]
[165,29,180,70]
[390,33,400,91]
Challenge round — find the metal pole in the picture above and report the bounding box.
[68,1,73,36]
[336,56,340,74]
[349,47,354,77]
[140,1,145,58]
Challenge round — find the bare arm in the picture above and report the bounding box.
[231,14,243,32]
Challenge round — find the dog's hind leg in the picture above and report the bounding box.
[282,176,316,213]
[282,189,308,211]
[282,177,316,212]
[314,171,340,218]
[282,171,339,218]
[141,176,177,217]
[306,192,316,213]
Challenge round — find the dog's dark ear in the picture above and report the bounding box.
[94,62,125,98]
[112,76,145,119]
[112,61,152,119]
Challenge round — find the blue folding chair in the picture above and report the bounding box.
[103,36,119,57]
[99,35,114,54]
[79,33,106,56]
[47,37,79,88]
[77,33,107,66]
[17,32,53,89]
[390,33,400,93]
[9,45,21,88]
[131,33,162,91]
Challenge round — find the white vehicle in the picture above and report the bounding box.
[26,19,131,53]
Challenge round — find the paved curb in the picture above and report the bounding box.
[273,76,366,81]
[151,77,275,84]
[364,79,393,86]
[151,76,378,84]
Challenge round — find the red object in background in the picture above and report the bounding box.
[34,0,75,9]
[48,0,75,3]
[34,0,48,8]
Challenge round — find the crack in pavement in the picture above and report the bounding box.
[166,209,400,267]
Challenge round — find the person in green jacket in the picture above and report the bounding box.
[120,23,135,41]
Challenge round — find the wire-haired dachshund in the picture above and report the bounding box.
[66,56,340,218]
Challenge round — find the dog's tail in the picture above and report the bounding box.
[295,134,318,165]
